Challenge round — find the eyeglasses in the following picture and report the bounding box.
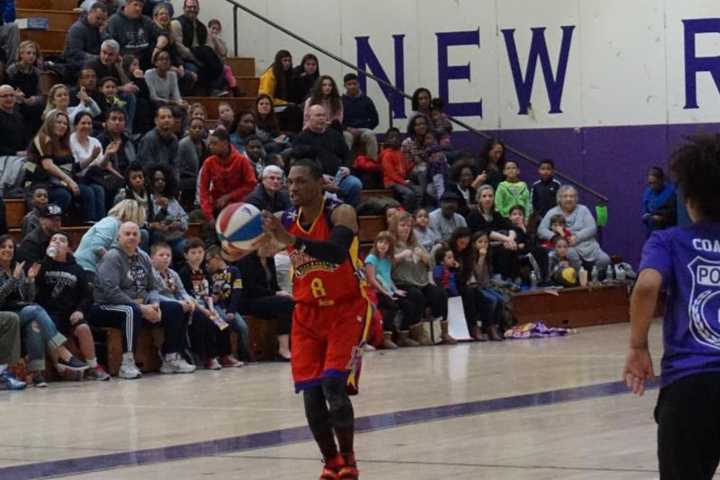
[0,94,13,98]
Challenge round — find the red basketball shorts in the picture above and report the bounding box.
[291,295,369,393]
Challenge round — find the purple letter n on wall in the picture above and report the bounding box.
[684,18,720,109]
[355,35,406,119]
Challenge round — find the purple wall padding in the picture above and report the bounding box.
[452,122,720,266]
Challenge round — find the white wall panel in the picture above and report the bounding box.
[173,0,720,130]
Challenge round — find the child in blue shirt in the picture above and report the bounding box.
[432,246,460,297]
[624,134,720,478]
[365,231,424,348]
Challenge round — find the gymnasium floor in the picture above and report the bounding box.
[1,322,671,479]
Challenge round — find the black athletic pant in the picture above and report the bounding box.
[397,283,448,321]
[238,295,294,335]
[460,286,483,332]
[187,309,232,360]
[376,290,423,331]
[461,286,503,332]
[656,372,720,480]
[304,377,355,459]
[89,301,186,354]
[376,292,399,331]
[491,246,516,279]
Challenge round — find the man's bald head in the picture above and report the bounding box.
[307,104,328,131]
[118,221,141,253]
[119,221,139,233]
[308,104,326,116]
[0,85,15,112]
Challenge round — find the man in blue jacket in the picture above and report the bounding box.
[63,2,108,71]
[342,73,379,161]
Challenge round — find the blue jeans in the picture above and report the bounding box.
[47,185,71,211]
[168,237,186,265]
[119,92,137,134]
[216,306,251,359]
[19,305,66,372]
[79,183,106,221]
[479,288,505,329]
[338,174,363,207]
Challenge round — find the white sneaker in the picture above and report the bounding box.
[161,353,197,374]
[205,357,222,370]
[119,361,142,379]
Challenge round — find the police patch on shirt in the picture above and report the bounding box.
[688,256,720,349]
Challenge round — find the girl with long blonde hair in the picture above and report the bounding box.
[43,83,101,125]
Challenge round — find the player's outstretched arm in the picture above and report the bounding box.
[622,268,661,396]
[261,206,358,264]
[329,204,359,234]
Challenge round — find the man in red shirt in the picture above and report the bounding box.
[199,128,257,222]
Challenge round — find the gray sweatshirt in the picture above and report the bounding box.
[144,69,182,104]
[538,205,606,263]
[106,10,156,67]
[154,267,192,303]
[177,136,206,191]
[94,246,161,305]
[138,128,179,168]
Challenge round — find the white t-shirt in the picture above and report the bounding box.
[70,132,105,177]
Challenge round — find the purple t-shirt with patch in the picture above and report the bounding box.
[640,223,720,387]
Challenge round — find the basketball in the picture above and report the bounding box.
[215,202,264,250]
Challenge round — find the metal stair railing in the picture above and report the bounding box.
[225,0,608,203]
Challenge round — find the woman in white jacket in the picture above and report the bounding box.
[70,112,120,221]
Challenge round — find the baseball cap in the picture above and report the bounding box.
[38,204,63,218]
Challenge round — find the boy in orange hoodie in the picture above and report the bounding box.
[379,127,418,211]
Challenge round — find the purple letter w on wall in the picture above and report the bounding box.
[683,18,720,109]
[502,26,575,115]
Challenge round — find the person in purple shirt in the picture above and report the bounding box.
[623,134,720,479]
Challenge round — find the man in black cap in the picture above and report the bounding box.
[429,191,467,241]
[18,204,63,264]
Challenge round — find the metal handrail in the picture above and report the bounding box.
[225,0,608,203]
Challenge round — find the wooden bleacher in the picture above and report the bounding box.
[39,48,62,58]
[511,285,630,328]
[225,57,256,77]
[358,215,386,243]
[360,188,393,201]
[16,8,79,30]
[20,29,66,51]
[17,0,76,10]
[185,96,256,120]
[236,76,260,95]
[5,198,25,231]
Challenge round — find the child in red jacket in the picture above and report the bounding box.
[379,127,418,211]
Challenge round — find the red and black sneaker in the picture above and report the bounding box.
[337,452,359,479]
[319,454,343,480]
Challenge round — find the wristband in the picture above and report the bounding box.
[292,235,306,252]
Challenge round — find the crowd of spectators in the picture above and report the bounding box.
[0,0,644,391]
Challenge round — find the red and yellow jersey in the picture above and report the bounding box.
[281,199,364,306]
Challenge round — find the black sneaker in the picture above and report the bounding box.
[57,356,90,373]
[32,373,47,388]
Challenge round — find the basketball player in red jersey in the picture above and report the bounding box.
[236,159,368,479]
